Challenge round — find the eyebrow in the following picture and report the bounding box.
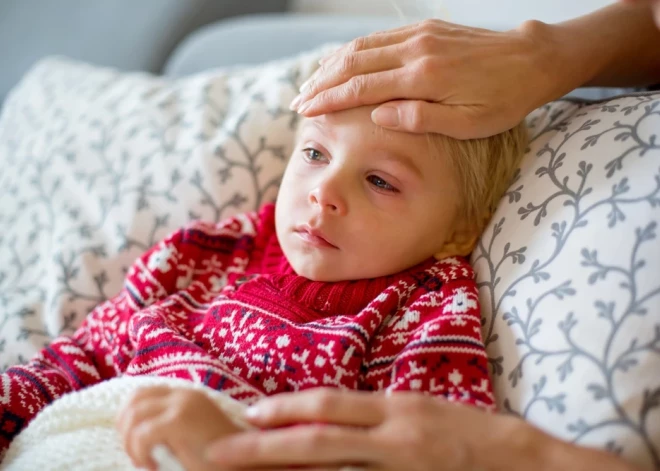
[303,119,423,179]
[381,150,424,180]
[310,119,328,134]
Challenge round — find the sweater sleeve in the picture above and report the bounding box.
[0,210,263,455]
[363,271,495,410]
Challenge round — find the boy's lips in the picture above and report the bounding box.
[294,225,338,249]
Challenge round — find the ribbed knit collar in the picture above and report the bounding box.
[242,204,427,316]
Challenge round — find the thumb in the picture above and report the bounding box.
[371,100,488,139]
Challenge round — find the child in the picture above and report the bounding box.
[0,105,527,470]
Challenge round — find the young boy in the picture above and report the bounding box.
[0,105,527,470]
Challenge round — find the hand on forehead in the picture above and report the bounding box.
[297,106,435,165]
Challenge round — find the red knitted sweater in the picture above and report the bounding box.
[0,203,493,452]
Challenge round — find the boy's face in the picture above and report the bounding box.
[276,106,461,282]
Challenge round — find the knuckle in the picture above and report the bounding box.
[122,400,153,429]
[399,426,425,450]
[310,388,338,414]
[406,103,426,132]
[125,390,148,407]
[345,76,367,100]
[411,33,439,56]
[169,403,191,421]
[132,421,154,446]
[301,424,329,448]
[128,386,165,404]
[120,406,139,430]
[419,18,439,31]
[172,389,201,409]
[348,36,367,53]
[338,53,357,76]
[414,55,439,76]
[396,392,430,415]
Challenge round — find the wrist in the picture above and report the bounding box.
[533,3,660,89]
[483,416,640,471]
[515,19,593,108]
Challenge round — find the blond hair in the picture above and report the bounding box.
[430,122,528,257]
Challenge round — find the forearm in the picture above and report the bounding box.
[0,349,92,453]
[520,3,660,101]
[484,415,641,471]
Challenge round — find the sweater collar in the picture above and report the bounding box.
[243,204,423,315]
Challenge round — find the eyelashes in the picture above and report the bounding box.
[301,147,400,194]
[302,147,328,164]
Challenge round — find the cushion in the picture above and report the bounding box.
[472,92,660,469]
[164,14,402,76]
[0,0,288,106]
[0,49,329,367]
[0,54,658,469]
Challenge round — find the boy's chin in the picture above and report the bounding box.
[290,263,338,282]
[288,258,349,282]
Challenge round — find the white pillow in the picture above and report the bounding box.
[0,54,658,469]
[473,93,660,470]
[0,50,328,367]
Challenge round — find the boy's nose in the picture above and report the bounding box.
[308,181,347,215]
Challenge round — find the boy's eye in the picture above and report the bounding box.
[367,175,398,193]
[302,147,327,163]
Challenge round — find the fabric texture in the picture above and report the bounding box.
[0,53,659,469]
[0,52,327,370]
[0,0,288,105]
[0,203,492,455]
[0,375,251,471]
[472,92,660,469]
[164,14,401,76]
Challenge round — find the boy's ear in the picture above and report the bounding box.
[433,218,481,259]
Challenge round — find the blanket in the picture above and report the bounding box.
[0,376,252,471]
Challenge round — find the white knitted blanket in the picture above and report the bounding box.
[0,376,252,471]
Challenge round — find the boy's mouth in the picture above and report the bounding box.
[294,225,338,249]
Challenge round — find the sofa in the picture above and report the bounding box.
[0,4,658,470]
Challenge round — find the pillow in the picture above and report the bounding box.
[0,49,330,368]
[0,53,658,469]
[472,92,660,469]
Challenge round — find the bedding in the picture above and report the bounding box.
[0,50,658,468]
[0,376,250,471]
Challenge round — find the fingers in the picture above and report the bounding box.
[127,410,172,469]
[296,68,425,117]
[118,390,174,469]
[244,388,387,428]
[318,18,453,66]
[318,27,416,66]
[238,467,369,471]
[371,100,494,139]
[297,45,403,107]
[206,424,377,468]
[116,386,171,433]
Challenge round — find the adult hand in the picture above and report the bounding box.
[620,0,660,24]
[291,19,568,139]
[291,2,660,140]
[117,386,243,471]
[204,389,556,471]
[206,388,639,471]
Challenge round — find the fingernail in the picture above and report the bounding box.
[289,94,303,111]
[372,106,400,128]
[299,79,311,93]
[297,100,312,114]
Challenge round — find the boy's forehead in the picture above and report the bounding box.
[301,110,436,160]
[298,110,447,178]
[301,106,394,138]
